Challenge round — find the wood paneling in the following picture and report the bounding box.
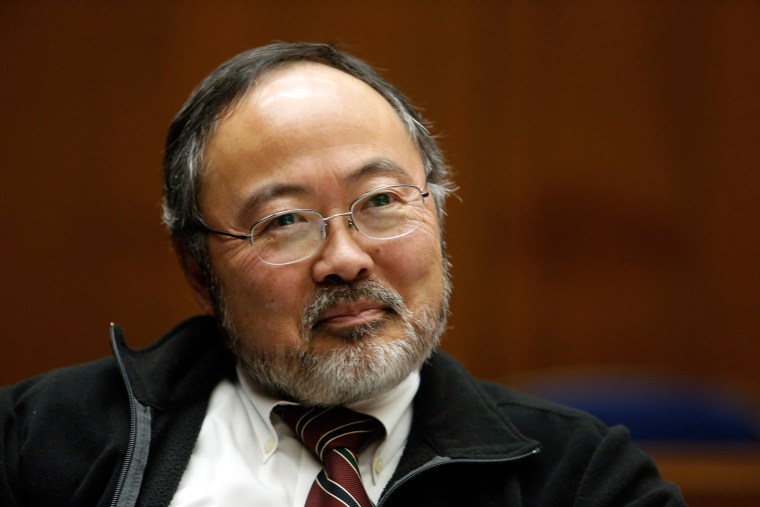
[1,0,758,417]
[2,1,759,503]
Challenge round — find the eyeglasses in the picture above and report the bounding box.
[202,184,429,266]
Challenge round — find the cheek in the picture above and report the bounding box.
[247,268,307,310]
[379,225,444,294]
[221,266,314,349]
[218,255,310,318]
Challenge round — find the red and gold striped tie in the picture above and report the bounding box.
[275,405,382,507]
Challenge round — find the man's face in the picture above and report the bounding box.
[195,62,448,405]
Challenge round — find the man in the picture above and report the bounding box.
[0,42,685,506]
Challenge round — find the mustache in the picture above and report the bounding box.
[301,279,408,332]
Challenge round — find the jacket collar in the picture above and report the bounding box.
[389,350,539,481]
[110,316,234,410]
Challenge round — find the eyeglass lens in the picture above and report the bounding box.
[250,185,425,265]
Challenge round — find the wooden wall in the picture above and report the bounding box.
[3,2,759,504]
[2,0,758,424]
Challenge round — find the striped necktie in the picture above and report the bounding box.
[275,405,382,507]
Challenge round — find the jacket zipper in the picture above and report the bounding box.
[109,323,152,507]
[377,446,540,507]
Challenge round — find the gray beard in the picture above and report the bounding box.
[213,277,450,406]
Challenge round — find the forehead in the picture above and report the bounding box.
[227,61,401,131]
[239,62,391,129]
[201,62,424,203]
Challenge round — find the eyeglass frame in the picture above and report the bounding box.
[198,184,430,265]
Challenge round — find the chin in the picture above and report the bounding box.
[232,314,440,406]
[213,274,449,405]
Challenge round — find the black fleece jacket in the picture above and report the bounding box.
[0,316,685,506]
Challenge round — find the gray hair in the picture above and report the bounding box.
[162,42,455,265]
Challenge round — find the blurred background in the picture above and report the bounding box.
[1,1,758,504]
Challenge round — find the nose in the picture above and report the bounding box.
[311,217,374,284]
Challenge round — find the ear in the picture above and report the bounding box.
[172,237,215,315]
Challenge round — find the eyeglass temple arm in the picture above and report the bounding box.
[201,226,251,241]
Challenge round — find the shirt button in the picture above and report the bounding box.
[374,457,383,474]
[264,438,276,454]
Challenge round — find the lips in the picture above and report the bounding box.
[315,301,389,328]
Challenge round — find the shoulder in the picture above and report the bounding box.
[0,316,224,504]
[0,315,224,421]
[418,351,641,467]
[421,350,609,439]
[418,353,684,504]
[0,357,130,461]
[0,358,129,504]
[477,379,610,439]
[1,357,124,418]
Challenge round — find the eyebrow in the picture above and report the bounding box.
[346,157,411,184]
[237,183,310,223]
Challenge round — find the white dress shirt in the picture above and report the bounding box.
[169,366,419,506]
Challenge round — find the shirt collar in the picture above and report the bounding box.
[234,364,419,473]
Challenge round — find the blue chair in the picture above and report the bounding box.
[512,368,760,442]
